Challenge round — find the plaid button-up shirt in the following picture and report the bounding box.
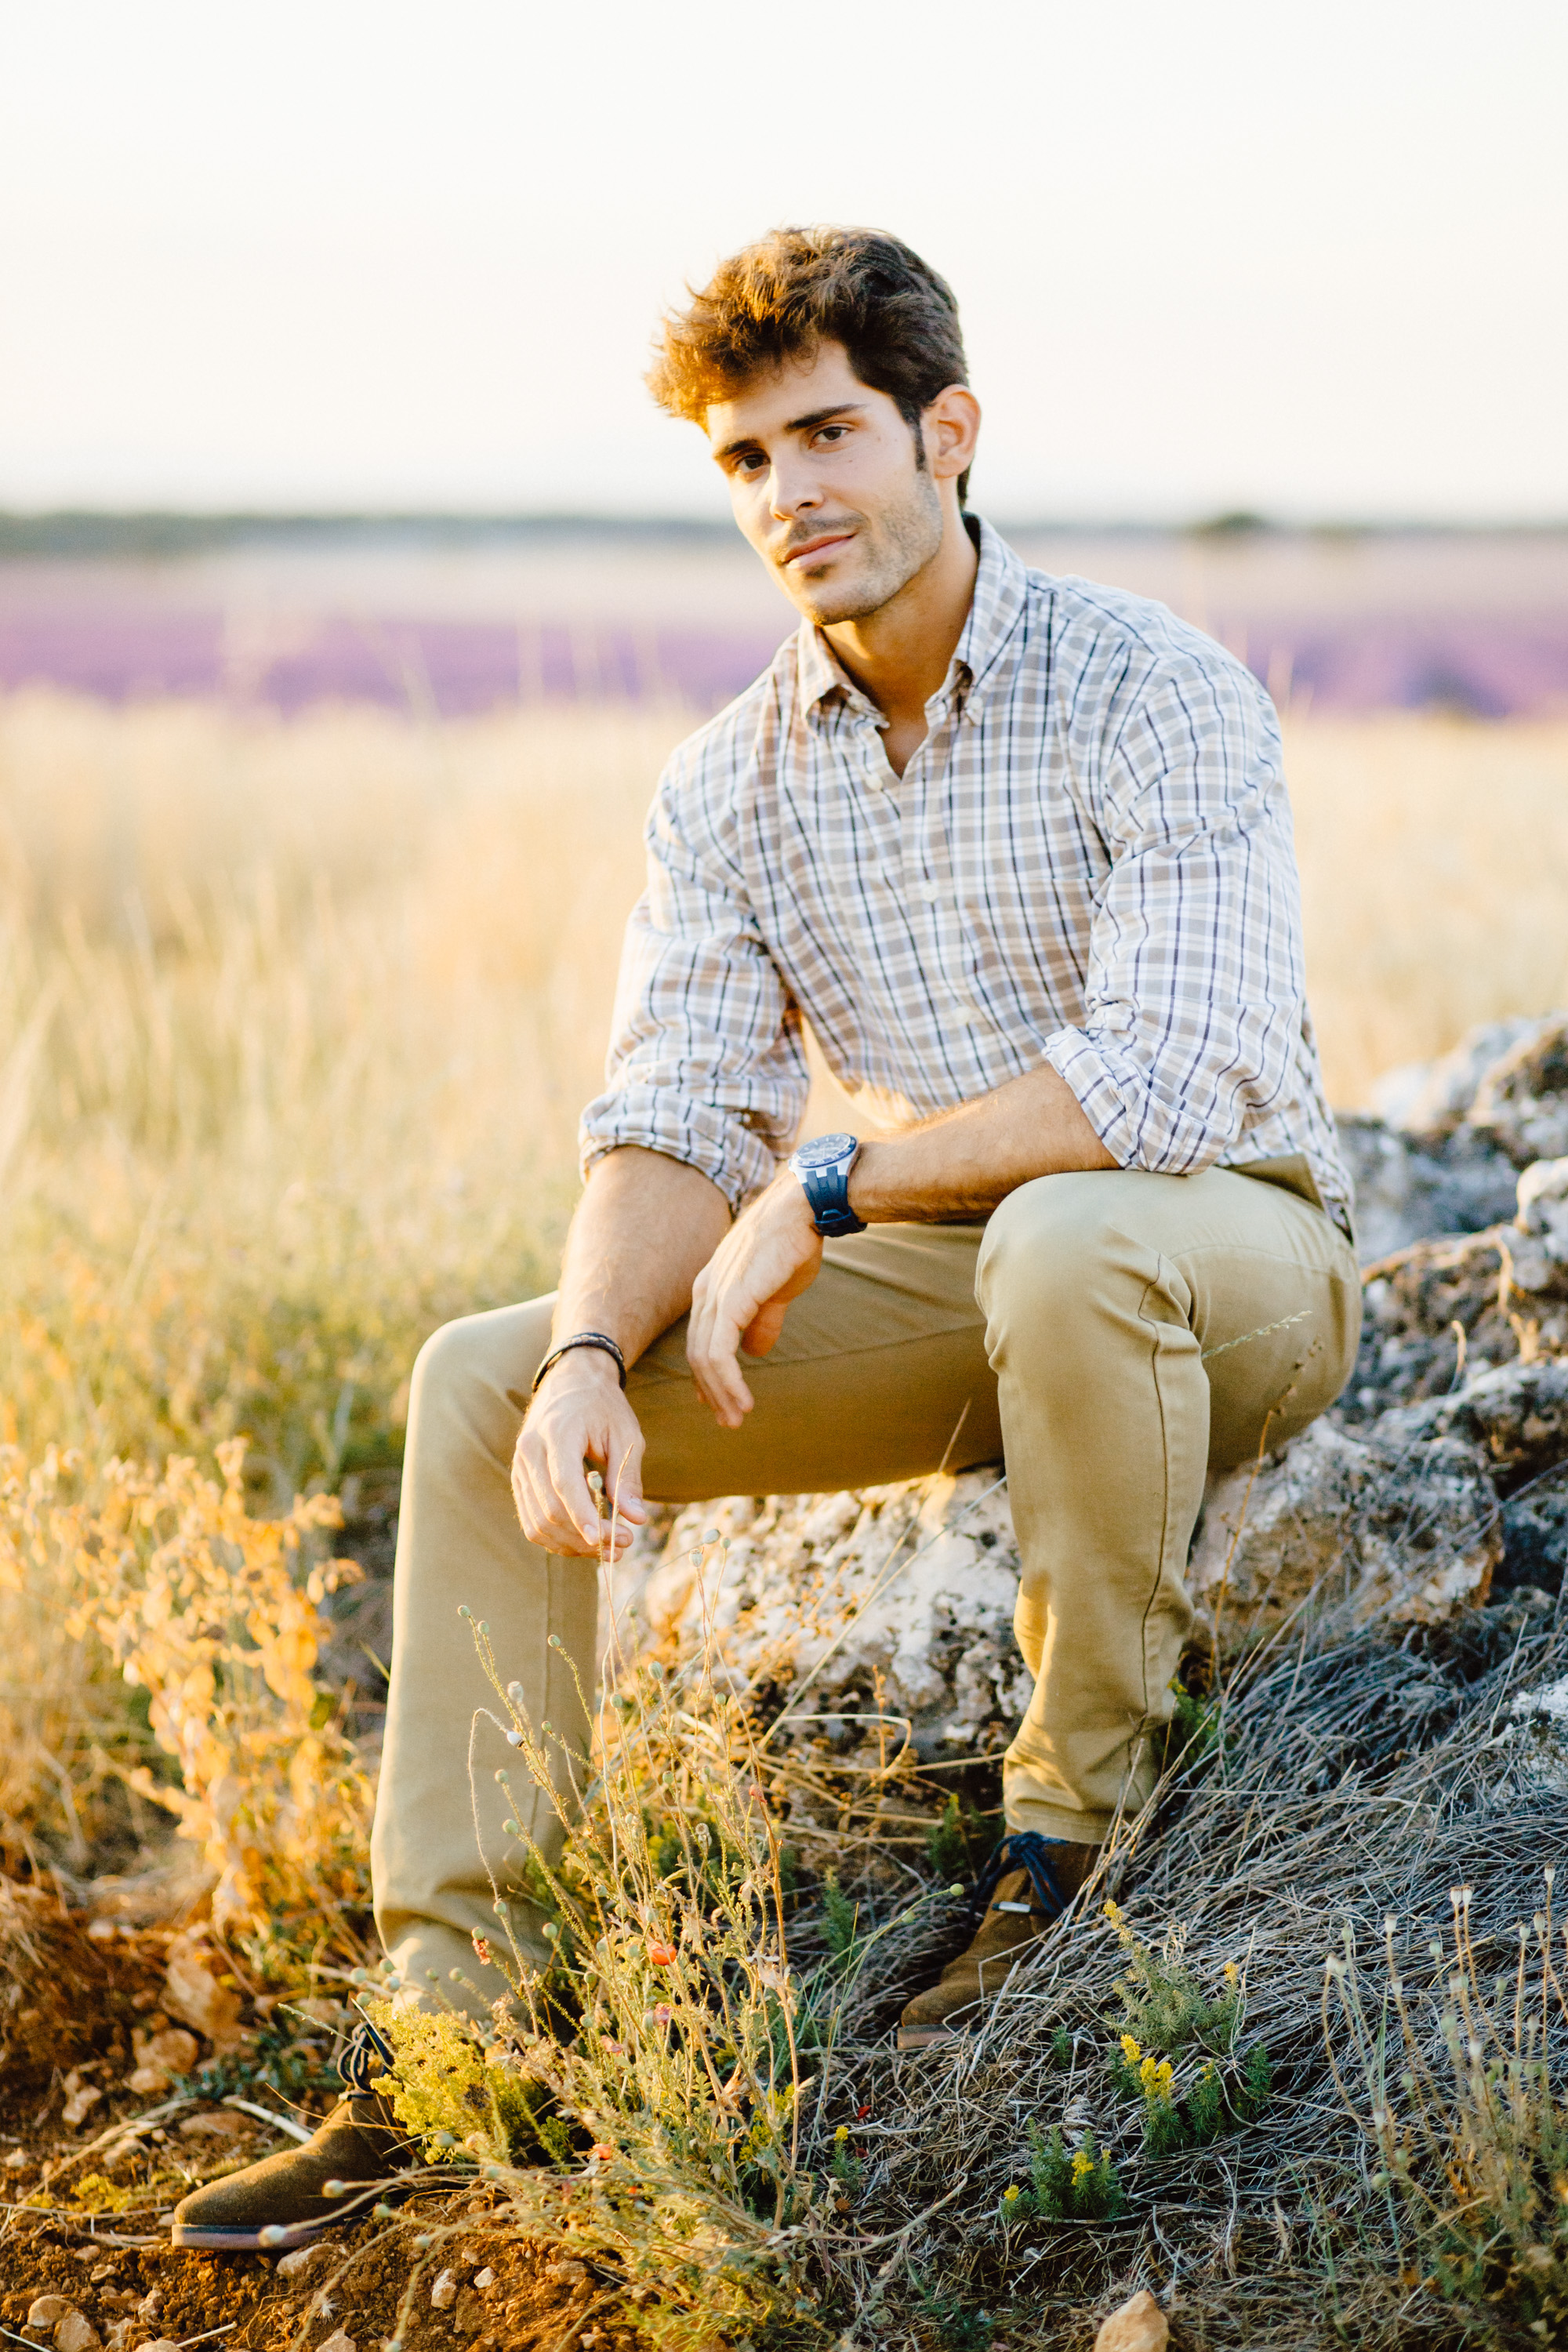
[581,517,1351,1233]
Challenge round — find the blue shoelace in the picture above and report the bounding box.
[971,1829,1076,1924]
[339,2013,396,2093]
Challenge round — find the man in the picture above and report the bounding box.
[174,226,1359,2252]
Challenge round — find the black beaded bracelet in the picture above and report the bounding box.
[531,1330,628,1394]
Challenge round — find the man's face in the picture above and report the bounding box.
[706,341,946,626]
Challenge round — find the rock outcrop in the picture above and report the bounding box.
[612,1472,1031,1756]
[614,1014,1568,1725]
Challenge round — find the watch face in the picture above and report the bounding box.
[796,1131,858,1170]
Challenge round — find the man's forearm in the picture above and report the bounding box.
[552,1146,731,1367]
[847,1063,1116,1223]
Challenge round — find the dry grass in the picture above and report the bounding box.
[2,689,1568,2342]
[1284,712,1568,1102]
[0,689,682,1478]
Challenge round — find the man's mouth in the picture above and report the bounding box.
[780,530,855,568]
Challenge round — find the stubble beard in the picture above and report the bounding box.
[777,466,946,628]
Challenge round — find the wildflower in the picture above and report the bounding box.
[590,2143,615,2162]
[1120,2032,1142,2064]
[471,1935,492,1965]
[1138,2053,1175,2104]
[1071,2147,1094,2184]
[1002,2182,1022,2204]
[834,2124,850,2143]
[647,1938,677,1966]
[652,2003,673,2025]
[1223,1960,1240,1987]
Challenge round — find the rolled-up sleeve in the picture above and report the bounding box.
[578,758,809,1208]
[1044,653,1308,1176]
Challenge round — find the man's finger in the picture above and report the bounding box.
[741,1298,790,1357]
[689,1308,756,1426]
[515,1430,601,1555]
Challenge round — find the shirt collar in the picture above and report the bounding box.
[794,513,1030,724]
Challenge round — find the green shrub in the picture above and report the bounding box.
[1013,2122,1124,2223]
[924,1789,998,1882]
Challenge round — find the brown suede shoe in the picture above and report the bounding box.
[169,2088,419,2251]
[171,2024,419,2252]
[897,1834,1099,2050]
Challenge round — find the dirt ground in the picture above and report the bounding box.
[1,2210,627,2351]
[0,1892,614,2351]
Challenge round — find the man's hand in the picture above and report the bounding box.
[686,1174,822,1428]
[512,1350,648,1558]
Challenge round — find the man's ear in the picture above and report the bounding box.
[922,384,982,484]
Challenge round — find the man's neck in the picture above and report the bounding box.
[822,510,979,768]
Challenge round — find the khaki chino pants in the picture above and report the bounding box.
[372,1163,1360,2014]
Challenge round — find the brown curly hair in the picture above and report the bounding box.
[648,225,971,500]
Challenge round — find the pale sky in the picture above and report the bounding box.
[2,0,1564,522]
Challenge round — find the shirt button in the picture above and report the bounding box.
[916,883,940,902]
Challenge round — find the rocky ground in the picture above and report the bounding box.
[10,1011,1568,2347]
[605,1010,1568,1760]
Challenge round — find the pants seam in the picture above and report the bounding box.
[632,1316,985,1386]
[1134,1261,1179,1731]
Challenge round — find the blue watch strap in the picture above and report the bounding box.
[790,1136,866,1237]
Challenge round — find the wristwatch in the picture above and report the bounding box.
[789,1131,866,1237]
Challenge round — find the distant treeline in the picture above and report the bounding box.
[3,510,1565,561]
[0,510,753,560]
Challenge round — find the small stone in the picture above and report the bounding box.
[430,2270,459,2309]
[27,2302,71,2330]
[4,2145,28,2167]
[138,2341,181,2352]
[545,2259,587,2283]
[277,2242,326,2277]
[162,1931,245,2052]
[56,2317,101,2352]
[178,2111,246,2140]
[1094,2290,1168,2352]
[317,2335,356,2352]
[472,2267,496,2288]
[62,2082,104,2128]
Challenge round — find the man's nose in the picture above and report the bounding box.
[768,457,822,521]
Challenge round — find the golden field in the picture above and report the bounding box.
[2,688,1567,1480]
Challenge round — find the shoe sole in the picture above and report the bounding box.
[170,2212,341,2252]
[896,2024,964,2049]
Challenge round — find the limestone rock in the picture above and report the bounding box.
[613,1470,1029,1753]
[1504,1673,1568,1793]
[1190,1417,1498,1642]
[55,2317,100,2352]
[1379,1357,1568,1486]
[27,2303,71,2331]
[1511,1157,1568,1291]
[1094,2288,1169,2352]
[606,1027,1568,1725]
[1338,1113,1516,1266]
[1369,1016,1544,1141]
[1470,1016,1568,1168]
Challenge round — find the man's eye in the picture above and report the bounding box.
[814,426,848,445]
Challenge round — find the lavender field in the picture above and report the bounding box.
[2,520,1564,720]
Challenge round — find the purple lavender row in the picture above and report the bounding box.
[0,604,1564,718]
